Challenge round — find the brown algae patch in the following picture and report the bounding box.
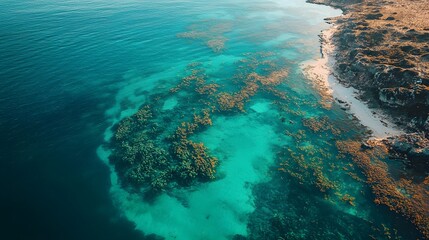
[276,111,370,208]
[109,54,291,196]
[337,140,429,238]
[302,116,341,135]
[177,20,232,53]
[110,104,217,193]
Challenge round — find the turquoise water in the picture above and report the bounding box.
[0,0,422,239]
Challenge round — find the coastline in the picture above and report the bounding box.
[305,0,429,134]
[302,25,404,139]
[305,1,429,238]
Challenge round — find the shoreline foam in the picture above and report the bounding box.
[302,26,404,139]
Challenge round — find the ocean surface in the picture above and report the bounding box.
[0,0,422,239]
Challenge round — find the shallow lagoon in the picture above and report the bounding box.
[96,0,422,239]
[0,0,423,239]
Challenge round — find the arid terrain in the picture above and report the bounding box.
[308,0,429,237]
[308,0,429,171]
[311,0,429,130]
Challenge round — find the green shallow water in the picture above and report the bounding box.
[93,0,422,239]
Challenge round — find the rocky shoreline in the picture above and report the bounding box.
[302,26,405,139]
[307,0,429,174]
[306,0,429,237]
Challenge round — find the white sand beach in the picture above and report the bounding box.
[302,26,404,139]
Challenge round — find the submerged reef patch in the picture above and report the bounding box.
[107,26,426,238]
[177,20,233,53]
[109,103,217,194]
[108,54,290,197]
[248,105,424,239]
[337,140,429,238]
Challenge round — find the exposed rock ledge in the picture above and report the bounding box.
[306,0,429,237]
[307,0,429,163]
[308,0,429,132]
[307,0,429,236]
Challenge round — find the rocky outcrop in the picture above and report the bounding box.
[308,0,429,167]
[309,0,362,11]
[384,133,429,173]
[379,86,429,107]
[307,0,429,141]
[308,1,429,236]
[308,0,429,134]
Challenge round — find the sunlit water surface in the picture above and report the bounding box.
[0,0,422,239]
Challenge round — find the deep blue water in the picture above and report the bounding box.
[0,0,160,238]
[0,0,423,239]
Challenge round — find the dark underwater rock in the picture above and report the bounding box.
[386,133,429,174]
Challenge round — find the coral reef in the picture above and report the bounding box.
[109,54,291,195]
[278,147,338,193]
[277,113,361,197]
[217,83,259,112]
[109,68,220,194]
[215,54,289,112]
[177,21,232,53]
[169,109,218,183]
[247,168,405,240]
[337,140,429,238]
[302,116,341,135]
[110,105,173,192]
